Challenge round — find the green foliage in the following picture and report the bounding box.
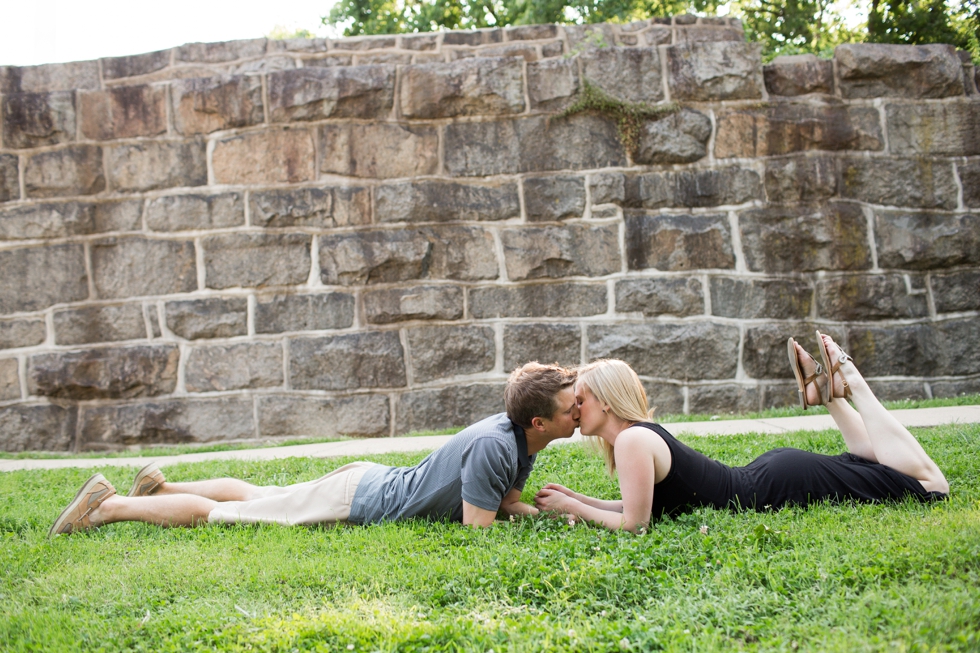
[736,0,863,60]
[267,25,316,39]
[559,80,679,152]
[867,0,969,47]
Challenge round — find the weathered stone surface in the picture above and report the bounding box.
[621,167,764,209]
[643,28,673,47]
[396,383,505,434]
[742,324,845,379]
[505,24,558,40]
[364,285,463,324]
[259,394,390,438]
[203,233,312,289]
[886,102,980,157]
[590,172,625,205]
[635,109,711,165]
[105,140,208,192]
[2,91,75,149]
[290,332,406,390]
[866,380,929,402]
[580,47,663,104]
[28,344,179,400]
[400,57,524,119]
[319,123,438,179]
[688,385,761,415]
[931,269,980,313]
[932,378,980,398]
[23,146,105,199]
[710,277,813,319]
[739,203,872,272]
[212,128,314,185]
[268,66,395,121]
[332,35,398,50]
[101,50,171,80]
[615,277,704,317]
[523,176,586,222]
[0,358,19,401]
[527,58,579,111]
[0,154,19,203]
[0,61,100,93]
[848,319,980,377]
[762,382,799,410]
[91,238,197,299]
[176,39,267,63]
[0,245,88,313]
[376,180,520,223]
[78,85,167,140]
[644,381,685,416]
[467,44,538,62]
[0,404,76,452]
[0,318,45,350]
[249,187,371,229]
[503,323,581,371]
[470,282,607,318]
[502,224,620,280]
[185,342,283,392]
[407,325,496,383]
[146,193,245,231]
[674,25,746,44]
[0,202,95,240]
[667,42,763,101]
[171,75,265,135]
[764,155,838,203]
[961,160,980,208]
[320,226,499,285]
[626,213,735,271]
[874,211,980,270]
[304,55,354,67]
[165,297,248,339]
[836,43,965,99]
[54,303,147,345]
[839,157,958,210]
[815,273,929,320]
[763,54,833,96]
[401,33,439,50]
[715,104,883,158]
[88,200,143,233]
[78,397,256,450]
[565,24,617,52]
[255,292,354,333]
[587,322,740,379]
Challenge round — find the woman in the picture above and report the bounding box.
[534,332,949,532]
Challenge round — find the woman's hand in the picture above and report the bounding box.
[534,487,580,514]
[538,483,577,499]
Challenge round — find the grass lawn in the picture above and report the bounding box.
[1,423,978,652]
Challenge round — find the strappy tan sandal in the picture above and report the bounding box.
[815,330,853,403]
[787,337,824,410]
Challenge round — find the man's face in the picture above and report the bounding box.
[535,386,580,440]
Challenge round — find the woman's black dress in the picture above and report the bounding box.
[641,422,946,518]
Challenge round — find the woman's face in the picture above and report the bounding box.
[574,381,605,436]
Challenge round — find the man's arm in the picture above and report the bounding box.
[462,500,497,527]
[498,487,538,517]
[463,488,539,527]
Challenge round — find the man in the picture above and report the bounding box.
[50,362,579,536]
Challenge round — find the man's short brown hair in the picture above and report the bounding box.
[505,362,578,428]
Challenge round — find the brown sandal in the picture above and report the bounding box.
[815,330,852,403]
[787,337,824,410]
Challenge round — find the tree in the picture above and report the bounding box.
[867,0,970,47]
[736,0,861,60]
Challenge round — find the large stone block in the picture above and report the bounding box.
[622,167,763,209]
[469,282,607,318]
[363,285,463,324]
[319,227,499,285]
[376,180,520,224]
[176,38,267,63]
[146,193,245,231]
[101,50,171,80]
[0,202,95,240]
[688,385,762,415]
[28,344,179,400]
[527,58,579,111]
[78,85,167,140]
[290,331,406,390]
[503,323,581,371]
[932,378,980,399]
[400,57,525,118]
[615,277,704,317]
[0,61,100,94]
[763,54,833,96]
[185,342,283,392]
[742,324,845,379]
[931,269,980,313]
[764,155,838,203]
[319,123,438,179]
[815,273,929,320]
[105,140,207,192]
[710,277,813,319]
[87,200,144,233]
[0,317,46,350]
[835,43,965,99]
[0,154,20,202]
[0,358,19,401]
[203,233,311,289]
[590,172,626,205]
[407,325,496,383]
[523,176,586,222]
[0,245,88,313]
[866,380,930,402]
[580,47,663,104]
[961,160,980,208]
[54,303,147,345]
[23,145,105,198]
[667,41,763,101]
[626,213,735,271]
[2,91,75,148]
[587,322,740,379]
[91,238,197,299]
[848,319,980,377]
[715,104,882,158]
[249,186,371,229]
[739,203,872,272]
[268,66,395,121]
[839,157,958,210]
[502,224,620,280]
[165,297,248,339]
[332,35,399,50]
[259,394,390,438]
[885,102,980,157]
[254,292,355,333]
[673,24,745,43]
[874,211,980,270]
[395,383,505,434]
[171,75,265,135]
[0,404,76,452]
[644,381,686,416]
[635,109,711,165]
[78,397,256,450]
[212,127,314,185]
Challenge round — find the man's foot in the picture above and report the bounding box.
[815,331,853,402]
[787,338,825,409]
[48,474,116,538]
[127,462,165,497]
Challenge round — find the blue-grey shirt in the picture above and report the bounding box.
[348,413,535,524]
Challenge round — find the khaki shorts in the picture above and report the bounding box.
[207,461,374,526]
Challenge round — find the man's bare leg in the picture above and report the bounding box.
[88,494,217,527]
[153,478,260,502]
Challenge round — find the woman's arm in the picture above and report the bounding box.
[537,483,624,512]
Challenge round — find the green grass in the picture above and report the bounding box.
[2,423,978,651]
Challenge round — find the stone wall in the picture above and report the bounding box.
[1,17,979,451]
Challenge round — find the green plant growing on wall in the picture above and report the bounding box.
[559,80,680,153]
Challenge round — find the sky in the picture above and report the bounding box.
[0,0,338,67]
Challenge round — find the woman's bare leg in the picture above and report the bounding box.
[88,494,217,527]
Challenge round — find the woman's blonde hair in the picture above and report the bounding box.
[577,359,653,475]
